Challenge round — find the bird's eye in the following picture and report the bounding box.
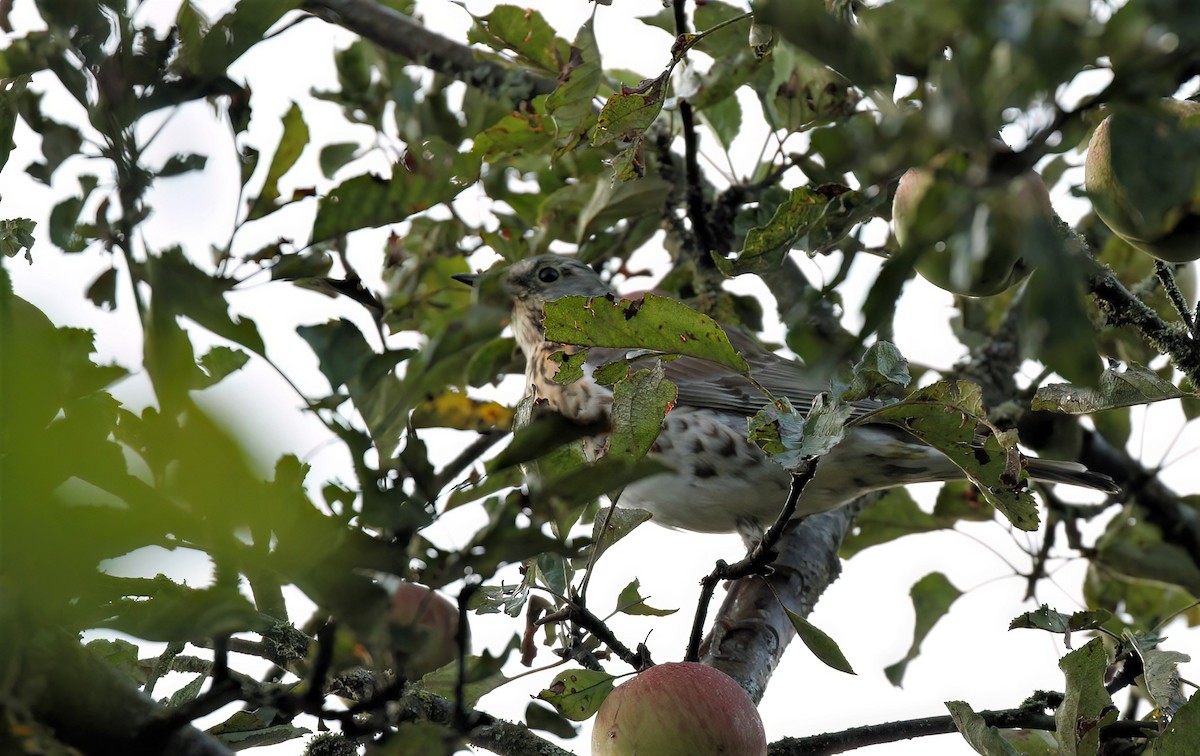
[537,267,560,283]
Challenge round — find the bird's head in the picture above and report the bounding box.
[500,254,614,305]
[453,254,614,308]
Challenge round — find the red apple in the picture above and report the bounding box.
[1085,98,1200,263]
[389,582,460,678]
[893,162,1050,296]
[592,662,767,755]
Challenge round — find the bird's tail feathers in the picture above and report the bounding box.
[1026,458,1120,494]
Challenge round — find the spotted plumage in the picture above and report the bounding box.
[456,254,1119,537]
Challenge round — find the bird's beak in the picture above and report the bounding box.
[451,272,479,287]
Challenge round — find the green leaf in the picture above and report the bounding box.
[318,141,359,179]
[145,248,265,355]
[468,5,572,75]
[1009,606,1112,637]
[999,729,1058,755]
[840,340,911,401]
[84,638,146,685]
[1056,638,1116,756]
[1019,254,1100,387]
[608,143,645,181]
[945,701,1021,756]
[490,411,605,471]
[312,138,480,244]
[24,114,83,184]
[783,608,855,674]
[0,217,36,262]
[421,637,517,708]
[863,381,1039,531]
[590,506,652,564]
[575,177,671,245]
[1155,691,1200,755]
[615,578,677,617]
[246,102,309,221]
[537,668,615,721]
[206,709,310,750]
[1094,513,1200,595]
[297,317,376,392]
[748,394,851,469]
[158,153,207,177]
[298,318,417,460]
[699,94,742,151]
[85,267,117,310]
[101,585,267,642]
[838,488,940,558]
[472,108,555,162]
[607,362,677,462]
[167,673,207,707]
[269,249,333,281]
[470,582,530,617]
[0,77,25,171]
[759,44,855,132]
[525,701,579,739]
[885,572,962,686]
[592,74,666,147]
[536,457,670,513]
[446,467,522,512]
[1123,630,1191,718]
[197,345,250,387]
[693,1,752,60]
[545,20,602,146]
[729,187,827,272]
[931,480,994,523]
[48,176,97,253]
[543,293,749,374]
[183,1,301,81]
[1032,362,1188,414]
[756,0,890,87]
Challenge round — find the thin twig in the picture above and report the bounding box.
[305,620,337,710]
[434,431,508,493]
[144,642,186,697]
[1154,260,1196,335]
[539,599,650,670]
[453,581,481,732]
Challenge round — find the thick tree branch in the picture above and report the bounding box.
[1084,249,1200,383]
[768,707,1156,755]
[687,467,818,662]
[670,1,718,261]
[399,687,575,756]
[1079,428,1200,562]
[303,0,557,105]
[701,499,870,703]
[0,614,233,756]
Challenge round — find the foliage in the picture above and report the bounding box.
[3,0,1200,754]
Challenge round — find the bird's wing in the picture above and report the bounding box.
[581,328,882,419]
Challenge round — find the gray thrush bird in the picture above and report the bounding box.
[454,254,1118,538]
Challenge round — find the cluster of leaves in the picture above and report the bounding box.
[4,0,1200,754]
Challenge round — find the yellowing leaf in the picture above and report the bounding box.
[411,390,513,432]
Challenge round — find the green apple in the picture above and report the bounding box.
[893,164,1050,296]
[1085,99,1200,263]
[592,662,767,756]
[389,582,460,678]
